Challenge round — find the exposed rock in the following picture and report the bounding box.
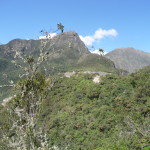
[64,71,76,78]
[93,75,100,83]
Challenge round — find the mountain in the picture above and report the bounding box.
[0,31,117,100]
[0,31,116,77]
[105,47,150,73]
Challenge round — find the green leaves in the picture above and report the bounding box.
[39,70,150,149]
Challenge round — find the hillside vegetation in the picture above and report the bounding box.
[0,31,119,101]
[0,65,150,149]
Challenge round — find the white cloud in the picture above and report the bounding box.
[94,28,118,39]
[79,35,95,46]
[79,28,118,46]
[90,49,108,55]
[38,33,57,39]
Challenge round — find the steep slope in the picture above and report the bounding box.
[105,47,150,73]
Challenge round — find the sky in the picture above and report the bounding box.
[0,0,150,53]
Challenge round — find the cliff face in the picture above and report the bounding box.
[105,47,150,73]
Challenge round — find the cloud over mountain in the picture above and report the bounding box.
[79,28,118,46]
[90,49,108,55]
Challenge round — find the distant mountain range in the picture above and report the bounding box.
[105,47,150,73]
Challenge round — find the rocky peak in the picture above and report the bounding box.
[47,31,90,55]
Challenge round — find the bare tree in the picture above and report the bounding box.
[1,31,53,150]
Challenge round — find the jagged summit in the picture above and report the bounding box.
[49,31,89,56]
[59,30,78,36]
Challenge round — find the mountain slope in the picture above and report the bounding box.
[0,31,116,77]
[105,47,150,73]
[0,31,117,100]
[0,31,117,74]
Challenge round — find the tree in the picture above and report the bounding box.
[98,48,104,56]
[57,22,64,33]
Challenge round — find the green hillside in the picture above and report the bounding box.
[0,65,150,149]
[0,31,119,101]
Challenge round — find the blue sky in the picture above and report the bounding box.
[0,0,150,53]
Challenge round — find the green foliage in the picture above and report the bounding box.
[0,52,150,149]
[35,67,150,149]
